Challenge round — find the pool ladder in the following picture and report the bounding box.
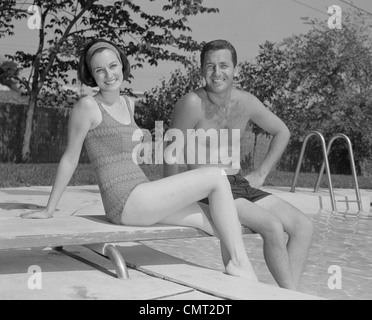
[290,131,363,215]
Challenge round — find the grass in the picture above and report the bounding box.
[1,163,371,190]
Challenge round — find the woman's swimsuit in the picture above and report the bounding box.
[84,96,149,225]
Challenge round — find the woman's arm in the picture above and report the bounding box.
[21,98,97,219]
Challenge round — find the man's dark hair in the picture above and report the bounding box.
[200,40,238,68]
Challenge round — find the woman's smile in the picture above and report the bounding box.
[105,78,118,85]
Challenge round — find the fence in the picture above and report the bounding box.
[1,102,273,167]
[0,103,89,163]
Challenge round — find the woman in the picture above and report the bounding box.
[21,39,257,280]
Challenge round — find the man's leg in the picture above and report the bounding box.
[234,198,297,290]
[255,195,314,288]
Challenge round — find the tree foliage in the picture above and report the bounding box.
[136,56,203,134]
[0,60,19,89]
[237,11,372,175]
[0,0,218,161]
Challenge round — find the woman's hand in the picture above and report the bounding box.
[21,208,54,219]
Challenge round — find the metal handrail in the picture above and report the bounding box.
[84,243,129,280]
[314,133,363,214]
[290,131,337,213]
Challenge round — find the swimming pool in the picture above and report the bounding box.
[142,211,372,300]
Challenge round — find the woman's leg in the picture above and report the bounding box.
[123,167,257,280]
[160,202,216,235]
[160,202,231,268]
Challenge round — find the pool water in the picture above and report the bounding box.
[142,212,372,300]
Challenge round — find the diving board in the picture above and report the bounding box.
[0,214,252,281]
[0,185,253,282]
[0,214,221,280]
[0,215,216,251]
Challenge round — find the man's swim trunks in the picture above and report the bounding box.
[199,171,271,205]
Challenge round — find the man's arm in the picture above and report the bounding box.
[245,94,290,188]
[163,93,201,177]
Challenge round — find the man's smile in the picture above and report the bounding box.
[211,78,226,84]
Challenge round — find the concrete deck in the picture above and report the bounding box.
[263,186,371,215]
[0,185,370,300]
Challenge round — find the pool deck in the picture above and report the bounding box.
[0,185,370,300]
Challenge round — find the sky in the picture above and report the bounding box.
[0,0,371,92]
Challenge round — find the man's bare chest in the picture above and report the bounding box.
[197,101,249,133]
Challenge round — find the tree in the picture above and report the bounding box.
[136,56,203,134]
[280,11,372,175]
[237,10,372,175]
[0,0,218,162]
[0,60,19,89]
[237,41,290,168]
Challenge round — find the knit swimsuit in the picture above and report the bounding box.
[84,96,149,225]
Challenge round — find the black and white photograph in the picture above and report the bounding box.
[0,0,371,303]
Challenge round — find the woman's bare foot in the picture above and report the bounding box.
[225,260,258,282]
[21,209,53,219]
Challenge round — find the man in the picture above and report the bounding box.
[164,39,313,290]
